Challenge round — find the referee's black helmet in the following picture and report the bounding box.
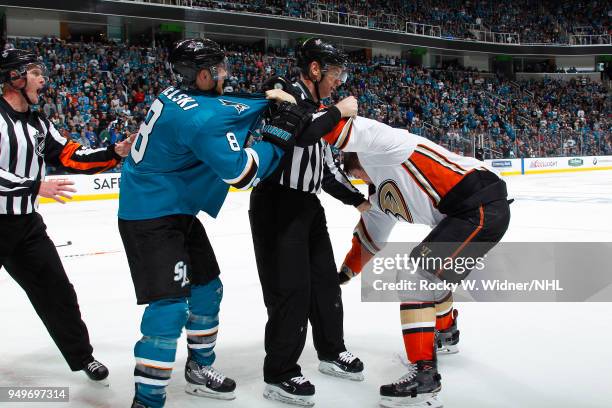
[296,38,348,80]
[0,48,40,83]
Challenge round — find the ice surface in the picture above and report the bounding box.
[1,171,611,407]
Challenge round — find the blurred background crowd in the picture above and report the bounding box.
[173,0,610,44]
[5,36,610,170]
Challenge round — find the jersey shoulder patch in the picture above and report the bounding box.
[217,98,250,115]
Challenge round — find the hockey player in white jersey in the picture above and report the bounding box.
[323,116,511,407]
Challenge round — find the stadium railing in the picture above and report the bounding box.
[509,128,609,158]
[113,0,610,47]
[135,0,193,5]
[569,34,612,46]
[405,22,442,38]
[470,30,520,45]
[316,10,369,28]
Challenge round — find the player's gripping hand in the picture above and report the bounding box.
[338,264,357,285]
[261,76,310,107]
[356,200,372,213]
[266,89,297,105]
[261,101,311,150]
[335,96,358,118]
[114,133,136,157]
[38,178,77,204]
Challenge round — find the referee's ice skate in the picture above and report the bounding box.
[82,357,109,386]
[318,350,365,381]
[263,376,315,406]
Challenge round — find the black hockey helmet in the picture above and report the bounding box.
[296,37,348,82]
[169,38,227,89]
[0,48,45,83]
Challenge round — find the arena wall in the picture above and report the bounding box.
[515,72,602,83]
[463,54,490,71]
[485,156,612,176]
[6,13,60,38]
[555,55,597,71]
[38,156,612,204]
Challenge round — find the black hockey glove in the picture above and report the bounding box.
[261,101,311,150]
[263,75,318,112]
[262,75,294,94]
[338,264,356,285]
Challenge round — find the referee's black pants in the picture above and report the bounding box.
[249,183,346,384]
[0,213,93,371]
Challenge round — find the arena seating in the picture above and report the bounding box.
[9,37,610,165]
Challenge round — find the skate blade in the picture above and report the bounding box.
[263,385,314,407]
[318,361,364,381]
[437,344,459,355]
[185,383,236,400]
[379,393,442,408]
[84,373,109,387]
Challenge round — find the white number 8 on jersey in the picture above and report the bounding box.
[226,132,240,151]
[131,99,164,164]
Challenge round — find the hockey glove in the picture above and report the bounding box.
[263,75,317,112]
[262,75,294,94]
[261,101,311,150]
[338,264,356,285]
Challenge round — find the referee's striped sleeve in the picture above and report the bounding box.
[321,144,366,206]
[42,118,120,174]
[0,168,40,196]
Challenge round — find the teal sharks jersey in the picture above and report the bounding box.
[118,87,283,220]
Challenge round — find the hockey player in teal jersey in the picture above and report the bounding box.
[118,39,309,408]
[118,77,278,220]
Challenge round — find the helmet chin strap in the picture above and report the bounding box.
[9,76,37,105]
[307,68,322,102]
[20,87,37,105]
[314,79,321,102]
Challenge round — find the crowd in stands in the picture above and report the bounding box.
[5,37,610,168]
[134,0,611,45]
[190,0,306,18]
[312,0,610,44]
[338,55,610,158]
[4,38,172,160]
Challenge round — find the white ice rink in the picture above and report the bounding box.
[1,171,612,408]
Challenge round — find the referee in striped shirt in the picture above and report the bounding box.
[249,38,370,401]
[0,49,132,382]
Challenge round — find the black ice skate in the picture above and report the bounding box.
[379,360,442,408]
[184,358,236,400]
[82,357,109,386]
[319,350,364,381]
[263,375,315,406]
[435,310,459,355]
[131,399,152,408]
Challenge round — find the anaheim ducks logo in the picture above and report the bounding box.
[377,180,413,223]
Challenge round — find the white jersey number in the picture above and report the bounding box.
[226,132,240,151]
[131,99,163,164]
